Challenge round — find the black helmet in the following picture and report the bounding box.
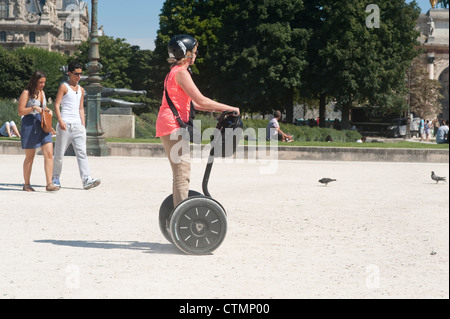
[168,35,198,60]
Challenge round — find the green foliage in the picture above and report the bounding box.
[0,99,21,128]
[0,47,68,100]
[135,112,157,139]
[0,47,34,99]
[155,0,310,118]
[72,36,156,113]
[14,47,68,99]
[241,119,361,143]
[133,109,360,142]
[1,0,425,130]
[72,36,133,89]
[301,0,421,128]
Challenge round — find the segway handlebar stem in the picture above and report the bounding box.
[202,148,215,198]
[202,111,240,198]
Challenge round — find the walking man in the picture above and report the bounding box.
[52,62,101,190]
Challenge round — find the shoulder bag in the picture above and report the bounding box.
[40,92,53,134]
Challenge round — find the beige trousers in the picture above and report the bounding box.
[160,131,191,207]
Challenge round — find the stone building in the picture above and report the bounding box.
[417,9,449,119]
[0,0,89,55]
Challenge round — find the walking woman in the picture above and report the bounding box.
[18,71,59,192]
[156,35,239,207]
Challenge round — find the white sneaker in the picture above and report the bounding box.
[52,176,61,188]
[83,176,101,190]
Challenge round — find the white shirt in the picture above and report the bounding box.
[60,82,82,125]
[266,118,280,141]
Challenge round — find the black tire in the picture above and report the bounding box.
[169,197,227,255]
[159,190,202,244]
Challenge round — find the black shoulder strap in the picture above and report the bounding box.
[164,72,196,127]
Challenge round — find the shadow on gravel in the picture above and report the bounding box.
[35,239,182,255]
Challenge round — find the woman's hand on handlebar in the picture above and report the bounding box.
[227,107,240,116]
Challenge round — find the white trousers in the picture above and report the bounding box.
[53,123,91,180]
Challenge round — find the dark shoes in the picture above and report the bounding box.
[23,184,35,192]
[23,184,60,192]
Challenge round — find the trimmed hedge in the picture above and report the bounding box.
[241,119,361,143]
[134,112,361,142]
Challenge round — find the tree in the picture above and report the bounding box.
[210,0,309,122]
[72,36,155,113]
[0,47,35,99]
[73,36,134,89]
[301,0,420,129]
[13,47,68,99]
[409,57,443,119]
[154,0,232,99]
[437,0,449,9]
[155,0,310,121]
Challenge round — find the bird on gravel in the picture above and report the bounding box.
[431,171,446,184]
[319,178,337,186]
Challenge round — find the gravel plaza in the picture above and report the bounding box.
[0,153,448,299]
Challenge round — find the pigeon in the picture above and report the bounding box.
[431,171,446,184]
[319,178,337,186]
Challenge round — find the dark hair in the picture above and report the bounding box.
[68,62,83,72]
[274,110,282,119]
[26,71,46,100]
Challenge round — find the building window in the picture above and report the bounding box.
[29,32,36,43]
[0,1,9,19]
[64,23,72,41]
[0,31,6,42]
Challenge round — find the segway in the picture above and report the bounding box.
[159,112,243,255]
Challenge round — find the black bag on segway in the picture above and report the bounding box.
[212,112,244,158]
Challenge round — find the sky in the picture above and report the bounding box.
[86,0,436,51]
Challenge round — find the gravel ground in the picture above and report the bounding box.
[0,154,448,299]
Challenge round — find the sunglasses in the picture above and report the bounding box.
[71,72,82,77]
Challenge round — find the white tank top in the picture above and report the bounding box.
[61,82,82,125]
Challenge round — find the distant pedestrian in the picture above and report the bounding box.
[419,118,425,141]
[52,62,101,190]
[433,119,440,137]
[425,120,431,142]
[17,71,59,192]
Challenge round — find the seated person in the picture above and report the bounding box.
[435,120,449,144]
[0,121,21,138]
[266,110,294,142]
[356,136,367,143]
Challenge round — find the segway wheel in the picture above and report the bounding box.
[159,190,202,244]
[169,197,227,255]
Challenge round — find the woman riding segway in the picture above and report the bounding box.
[156,35,241,254]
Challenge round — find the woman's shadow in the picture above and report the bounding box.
[34,239,182,255]
[0,183,27,191]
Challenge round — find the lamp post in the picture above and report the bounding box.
[85,0,109,156]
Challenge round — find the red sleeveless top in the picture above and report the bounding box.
[156,65,193,137]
